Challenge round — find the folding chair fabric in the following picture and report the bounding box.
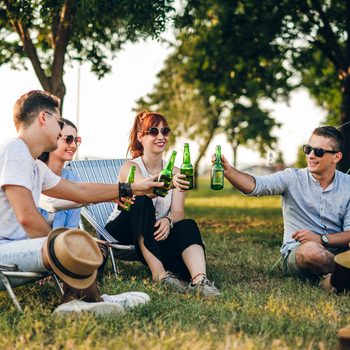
[66,159,137,266]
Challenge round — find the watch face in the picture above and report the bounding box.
[321,235,329,245]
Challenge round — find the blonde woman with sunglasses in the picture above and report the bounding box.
[38,118,82,229]
[105,111,220,298]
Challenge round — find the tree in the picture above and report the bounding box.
[137,0,294,183]
[225,102,280,167]
[275,0,350,171]
[294,145,307,168]
[0,0,174,108]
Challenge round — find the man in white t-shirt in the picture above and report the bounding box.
[0,90,163,314]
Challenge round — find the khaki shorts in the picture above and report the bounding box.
[283,247,318,281]
[283,245,348,281]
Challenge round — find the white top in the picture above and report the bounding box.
[107,156,173,223]
[0,138,61,243]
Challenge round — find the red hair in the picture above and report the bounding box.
[128,111,169,158]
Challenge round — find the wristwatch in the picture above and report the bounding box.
[321,234,329,247]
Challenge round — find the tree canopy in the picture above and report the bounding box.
[274,0,350,171]
[0,0,174,107]
[137,0,293,176]
[143,0,350,171]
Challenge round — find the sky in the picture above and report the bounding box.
[0,38,327,170]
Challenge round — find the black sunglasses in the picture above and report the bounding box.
[146,127,171,137]
[61,135,82,146]
[45,111,64,130]
[303,144,339,158]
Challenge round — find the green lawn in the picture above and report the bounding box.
[0,179,347,349]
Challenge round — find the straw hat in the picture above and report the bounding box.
[46,228,103,289]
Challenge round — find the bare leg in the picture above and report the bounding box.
[182,244,206,283]
[138,235,166,281]
[295,241,335,275]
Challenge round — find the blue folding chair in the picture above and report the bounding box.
[66,159,137,276]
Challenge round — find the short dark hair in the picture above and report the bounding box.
[312,126,344,152]
[13,90,60,129]
[38,118,78,163]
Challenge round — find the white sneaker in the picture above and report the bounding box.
[101,292,150,308]
[53,299,125,315]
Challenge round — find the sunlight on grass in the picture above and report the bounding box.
[264,294,339,323]
[186,195,281,209]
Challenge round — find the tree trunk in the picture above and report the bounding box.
[193,109,221,189]
[338,74,350,173]
[232,144,238,168]
[49,77,66,113]
[4,0,76,113]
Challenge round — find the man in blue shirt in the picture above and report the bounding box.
[221,126,350,281]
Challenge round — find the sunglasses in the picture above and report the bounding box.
[61,135,82,146]
[146,127,171,137]
[303,144,339,158]
[45,111,64,130]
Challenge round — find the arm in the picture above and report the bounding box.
[293,229,350,247]
[169,167,186,222]
[4,185,51,238]
[220,155,256,194]
[221,154,295,196]
[293,201,350,247]
[42,175,163,203]
[39,168,83,212]
[154,167,185,241]
[39,194,82,212]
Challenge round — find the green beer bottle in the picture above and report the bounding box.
[211,145,224,190]
[118,165,136,211]
[153,150,177,197]
[180,143,194,190]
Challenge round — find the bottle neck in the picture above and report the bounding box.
[183,149,191,164]
[214,147,222,164]
[164,153,176,172]
[127,166,136,183]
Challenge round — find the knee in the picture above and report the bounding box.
[176,218,198,230]
[296,242,327,266]
[133,195,154,210]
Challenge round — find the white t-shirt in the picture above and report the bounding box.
[0,138,61,243]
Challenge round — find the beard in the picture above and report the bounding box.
[46,141,59,153]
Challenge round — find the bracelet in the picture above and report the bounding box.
[164,216,174,229]
[118,182,132,199]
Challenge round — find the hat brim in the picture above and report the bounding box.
[46,227,97,289]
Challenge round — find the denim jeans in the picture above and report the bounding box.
[0,237,47,272]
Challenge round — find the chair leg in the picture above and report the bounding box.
[79,218,85,230]
[51,274,64,295]
[0,271,22,312]
[108,246,118,278]
[270,256,282,272]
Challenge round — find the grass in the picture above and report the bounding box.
[0,178,348,349]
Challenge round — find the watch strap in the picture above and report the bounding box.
[164,216,174,229]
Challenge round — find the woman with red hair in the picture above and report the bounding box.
[105,111,220,298]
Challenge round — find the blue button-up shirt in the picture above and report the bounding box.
[247,168,350,257]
